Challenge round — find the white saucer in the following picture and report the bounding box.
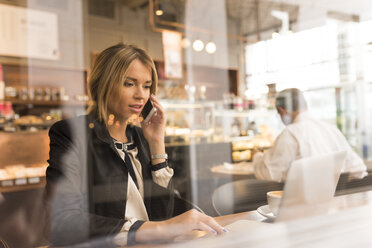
[257,205,276,220]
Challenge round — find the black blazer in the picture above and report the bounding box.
[45,114,180,246]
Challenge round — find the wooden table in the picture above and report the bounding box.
[133,190,372,248]
[210,162,255,182]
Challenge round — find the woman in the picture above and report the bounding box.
[45,43,225,247]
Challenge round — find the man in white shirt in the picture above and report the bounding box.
[253,88,367,182]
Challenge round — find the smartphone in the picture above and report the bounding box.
[141,99,157,123]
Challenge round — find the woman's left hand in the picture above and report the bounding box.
[141,94,166,145]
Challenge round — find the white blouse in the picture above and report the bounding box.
[112,140,173,246]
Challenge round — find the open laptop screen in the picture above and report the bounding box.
[276,150,347,222]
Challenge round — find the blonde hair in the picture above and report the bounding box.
[87,43,158,124]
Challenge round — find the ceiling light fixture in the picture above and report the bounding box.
[193,39,204,52]
[155,3,163,16]
[205,42,217,54]
[181,37,191,48]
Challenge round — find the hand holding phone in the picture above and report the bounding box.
[141,99,157,123]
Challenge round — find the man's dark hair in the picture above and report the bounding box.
[275,88,307,112]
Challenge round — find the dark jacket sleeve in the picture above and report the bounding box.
[45,120,124,247]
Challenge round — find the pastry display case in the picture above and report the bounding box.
[0,130,49,193]
[213,106,278,162]
[0,164,48,193]
[161,100,215,145]
[162,99,277,162]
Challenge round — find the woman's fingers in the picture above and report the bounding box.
[201,215,226,235]
[154,210,227,241]
[150,95,165,113]
[196,222,218,236]
[151,101,164,118]
[148,98,165,125]
[140,95,165,126]
[188,210,226,235]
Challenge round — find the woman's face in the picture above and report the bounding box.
[107,59,153,122]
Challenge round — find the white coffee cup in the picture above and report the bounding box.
[267,190,283,216]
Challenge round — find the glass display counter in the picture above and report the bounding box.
[161,99,279,162]
[161,100,215,145]
[214,106,279,162]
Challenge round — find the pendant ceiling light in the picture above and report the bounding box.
[193,39,204,52]
[205,41,217,54]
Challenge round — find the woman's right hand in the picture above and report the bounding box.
[159,209,226,239]
[136,209,227,243]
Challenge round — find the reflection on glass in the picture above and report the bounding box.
[1,1,372,247]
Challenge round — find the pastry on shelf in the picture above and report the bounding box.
[25,166,47,178]
[14,115,44,125]
[5,165,27,179]
[232,140,254,150]
[232,150,251,161]
[165,126,190,136]
[0,169,10,180]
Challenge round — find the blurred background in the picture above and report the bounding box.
[1,1,372,246]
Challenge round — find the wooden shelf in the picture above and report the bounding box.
[232,158,252,163]
[0,176,46,193]
[232,146,271,152]
[1,64,88,118]
[232,148,254,151]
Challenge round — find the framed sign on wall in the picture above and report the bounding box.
[162,30,183,79]
[0,3,59,60]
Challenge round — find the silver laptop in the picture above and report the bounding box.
[275,150,347,222]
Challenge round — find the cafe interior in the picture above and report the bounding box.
[2,0,372,247]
